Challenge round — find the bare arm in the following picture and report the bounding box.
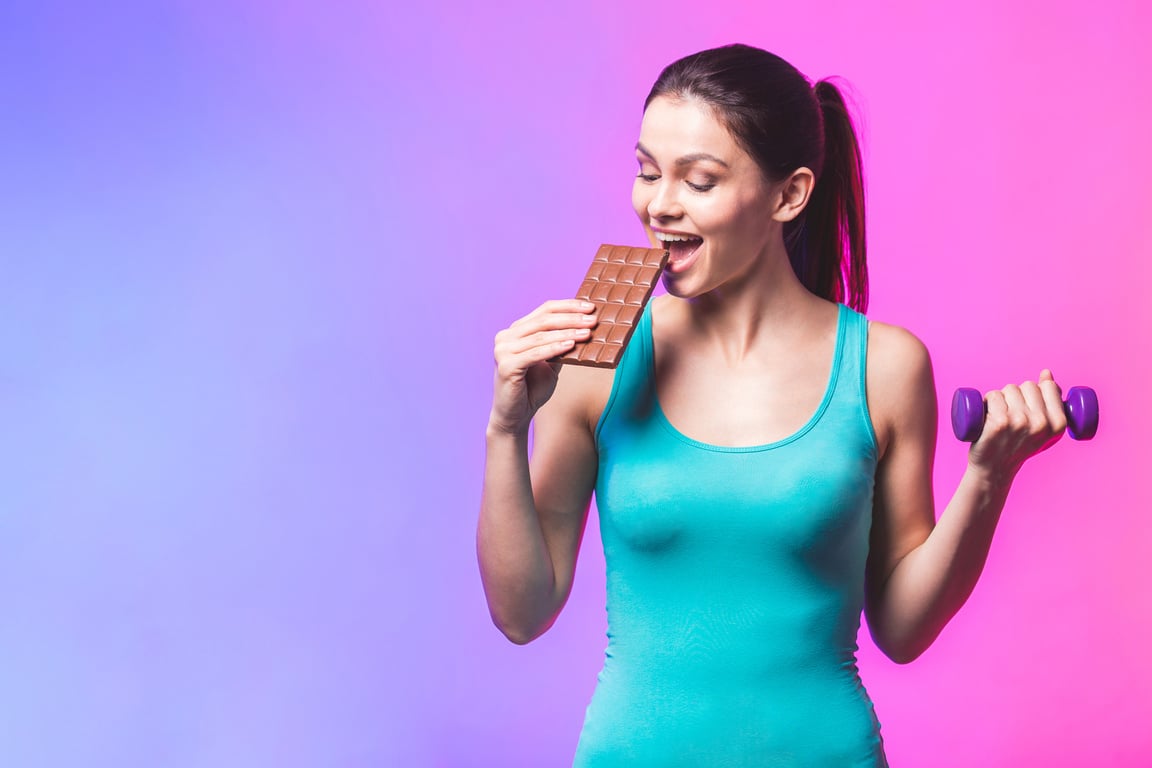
[863,324,1067,663]
[476,300,606,644]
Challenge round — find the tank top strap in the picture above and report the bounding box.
[594,300,655,446]
[829,304,879,455]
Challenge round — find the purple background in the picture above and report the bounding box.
[2,0,1150,765]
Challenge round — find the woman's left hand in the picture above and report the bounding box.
[968,369,1068,482]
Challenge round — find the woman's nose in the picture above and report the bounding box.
[647,180,683,220]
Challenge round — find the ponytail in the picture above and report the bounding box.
[785,79,869,313]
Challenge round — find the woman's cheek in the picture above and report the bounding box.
[631,181,648,221]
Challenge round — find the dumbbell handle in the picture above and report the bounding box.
[951,386,1099,442]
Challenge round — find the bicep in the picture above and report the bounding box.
[864,325,938,614]
[527,365,607,602]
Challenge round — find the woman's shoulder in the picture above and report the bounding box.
[865,318,932,376]
[864,317,936,444]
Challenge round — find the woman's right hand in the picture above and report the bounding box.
[489,299,598,435]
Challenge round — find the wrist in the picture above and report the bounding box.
[486,415,531,442]
[963,459,1018,494]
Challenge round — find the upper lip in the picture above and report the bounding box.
[651,227,702,239]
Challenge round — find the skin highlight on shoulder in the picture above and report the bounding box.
[865,321,936,459]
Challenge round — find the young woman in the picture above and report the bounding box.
[477,43,1067,767]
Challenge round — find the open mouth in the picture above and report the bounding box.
[654,231,703,273]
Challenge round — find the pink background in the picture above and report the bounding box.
[1,0,1149,765]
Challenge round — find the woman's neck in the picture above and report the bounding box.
[677,241,828,363]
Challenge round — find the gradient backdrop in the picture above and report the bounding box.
[2,0,1150,766]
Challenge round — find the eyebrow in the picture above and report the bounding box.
[635,142,730,169]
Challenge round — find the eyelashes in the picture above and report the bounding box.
[635,173,716,193]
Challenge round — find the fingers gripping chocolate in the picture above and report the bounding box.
[554,244,670,369]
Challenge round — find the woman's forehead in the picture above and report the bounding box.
[637,96,744,164]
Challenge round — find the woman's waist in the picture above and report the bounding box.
[584,654,878,746]
[600,634,863,686]
[604,591,863,657]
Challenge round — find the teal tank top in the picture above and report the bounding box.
[573,302,886,767]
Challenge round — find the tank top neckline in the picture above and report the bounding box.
[645,302,849,454]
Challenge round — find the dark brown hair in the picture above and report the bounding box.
[645,44,868,312]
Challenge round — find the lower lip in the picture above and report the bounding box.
[665,241,702,274]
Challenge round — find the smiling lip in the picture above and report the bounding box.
[664,239,703,274]
[648,227,703,274]
[651,227,702,243]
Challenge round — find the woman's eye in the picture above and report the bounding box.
[636,173,660,183]
[686,181,716,192]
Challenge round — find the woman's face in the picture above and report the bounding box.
[632,95,781,299]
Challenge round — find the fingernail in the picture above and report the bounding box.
[580,301,595,310]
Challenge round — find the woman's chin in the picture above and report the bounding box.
[660,271,702,299]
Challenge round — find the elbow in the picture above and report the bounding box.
[868,617,931,664]
[872,626,935,665]
[489,609,555,646]
[880,642,925,665]
[478,568,565,645]
[497,621,541,646]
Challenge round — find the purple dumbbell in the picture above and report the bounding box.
[951,386,1099,442]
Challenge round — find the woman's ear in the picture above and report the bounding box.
[770,167,815,222]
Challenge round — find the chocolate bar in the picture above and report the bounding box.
[554,244,669,369]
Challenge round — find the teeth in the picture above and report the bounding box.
[654,232,702,243]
